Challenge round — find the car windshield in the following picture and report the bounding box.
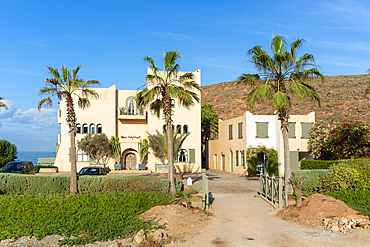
[79,168,99,175]
[1,163,24,173]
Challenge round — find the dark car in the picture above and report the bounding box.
[78,167,106,176]
[1,161,35,175]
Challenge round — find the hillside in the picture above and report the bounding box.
[201,74,370,123]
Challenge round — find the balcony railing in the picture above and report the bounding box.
[119,107,144,116]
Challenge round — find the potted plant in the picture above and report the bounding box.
[138,139,149,170]
[109,136,121,170]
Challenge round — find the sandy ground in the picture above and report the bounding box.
[165,170,370,247]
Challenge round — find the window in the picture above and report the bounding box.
[189,149,195,163]
[97,124,102,134]
[76,124,81,134]
[240,150,245,166]
[163,125,166,133]
[126,96,136,115]
[289,122,296,138]
[301,122,314,139]
[183,125,188,134]
[236,150,239,166]
[256,122,269,138]
[176,125,181,134]
[177,149,188,162]
[229,125,233,140]
[238,122,243,139]
[230,151,233,172]
[82,124,88,134]
[90,124,95,134]
[77,149,88,162]
[171,99,175,108]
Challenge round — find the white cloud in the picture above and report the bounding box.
[0,68,40,76]
[2,107,59,131]
[0,100,17,119]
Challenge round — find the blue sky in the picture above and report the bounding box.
[0,0,370,151]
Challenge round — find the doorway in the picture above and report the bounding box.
[125,153,137,170]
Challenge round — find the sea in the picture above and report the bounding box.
[16,151,56,165]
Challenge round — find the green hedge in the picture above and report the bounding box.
[325,190,370,217]
[300,159,339,170]
[292,170,329,195]
[0,174,182,195]
[0,192,171,245]
[33,165,58,173]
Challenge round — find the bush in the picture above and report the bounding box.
[0,174,182,195]
[300,159,339,170]
[246,145,279,176]
[322,163,360,192]
[0,192,171,245]
[0,139,17,168]
[292,170,329,195]
[309,120,370,160]
[325,190,370,217]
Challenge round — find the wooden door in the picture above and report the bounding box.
[125,153,137,170]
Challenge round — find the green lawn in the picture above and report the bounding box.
[0,192,171,245]
[325,190,370,218]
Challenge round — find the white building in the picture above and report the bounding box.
[55,69,202,173]
[207,111,315,175]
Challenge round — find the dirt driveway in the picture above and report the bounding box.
[174,170,370,247]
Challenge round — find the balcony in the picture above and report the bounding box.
[118,107,146,120]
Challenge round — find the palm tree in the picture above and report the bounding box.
[0,96,7,109]
[147,128,191,165]
[238,35,323,192]
[201,103,219,152]
[135,50,201,194]
[38,65,100,194]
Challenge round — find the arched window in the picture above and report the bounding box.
[177,149,188,162]
[171,99,175,108]
[77,149,88,162]
[76,124,81,134]
[126,96,136,115]
[97,124,102,134]
[82,124,88,134]
[176,125,181,134]
[90,124,96,134]
[163,125,166,133]
[183,125,189,134]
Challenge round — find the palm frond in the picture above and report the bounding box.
[77,97,90,109]
[149,99,162,118]
[38,97,53,110]
[62,65,71,86]
[46,66,61,82]
[72,65,82,81]
[247,88,258,107]
[272,91,289,110]
[84,80,101,87]
[237,73,260,86]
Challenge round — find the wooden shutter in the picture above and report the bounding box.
[229,125,233,140]
[236,150,239,166]
[290,151,299,170]
[289,122,296,138]
[301,123,313,139]
[256,122,269,138]
[189,149,195,163]
[238,122,243,139]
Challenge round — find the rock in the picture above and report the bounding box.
[329,219,338,225]
[133,229,145,244]
[339,217,348,225]
[331,224,340,232]
[358,221,370,228]
[153,230,168,242]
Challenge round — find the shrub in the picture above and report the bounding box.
[0,174,182,195]
[0,192,171,244]
[0,139,17,168]
[325,190,370,217]
[292,170,329,195]
[309,120,370,160]
[322,163,360,192]
[246,145,279,176]
[300,159,339,170]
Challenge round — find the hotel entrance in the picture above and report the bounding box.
[125,153,137,170]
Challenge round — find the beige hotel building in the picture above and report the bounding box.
[54,68,202,173]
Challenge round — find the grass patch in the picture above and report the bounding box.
[325,190,370,217]
[0,192,171,245]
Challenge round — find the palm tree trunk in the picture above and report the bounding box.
[66,94,78,194]
[281,121,292,193]
[70,128,78,194]
[163,94,176,195]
